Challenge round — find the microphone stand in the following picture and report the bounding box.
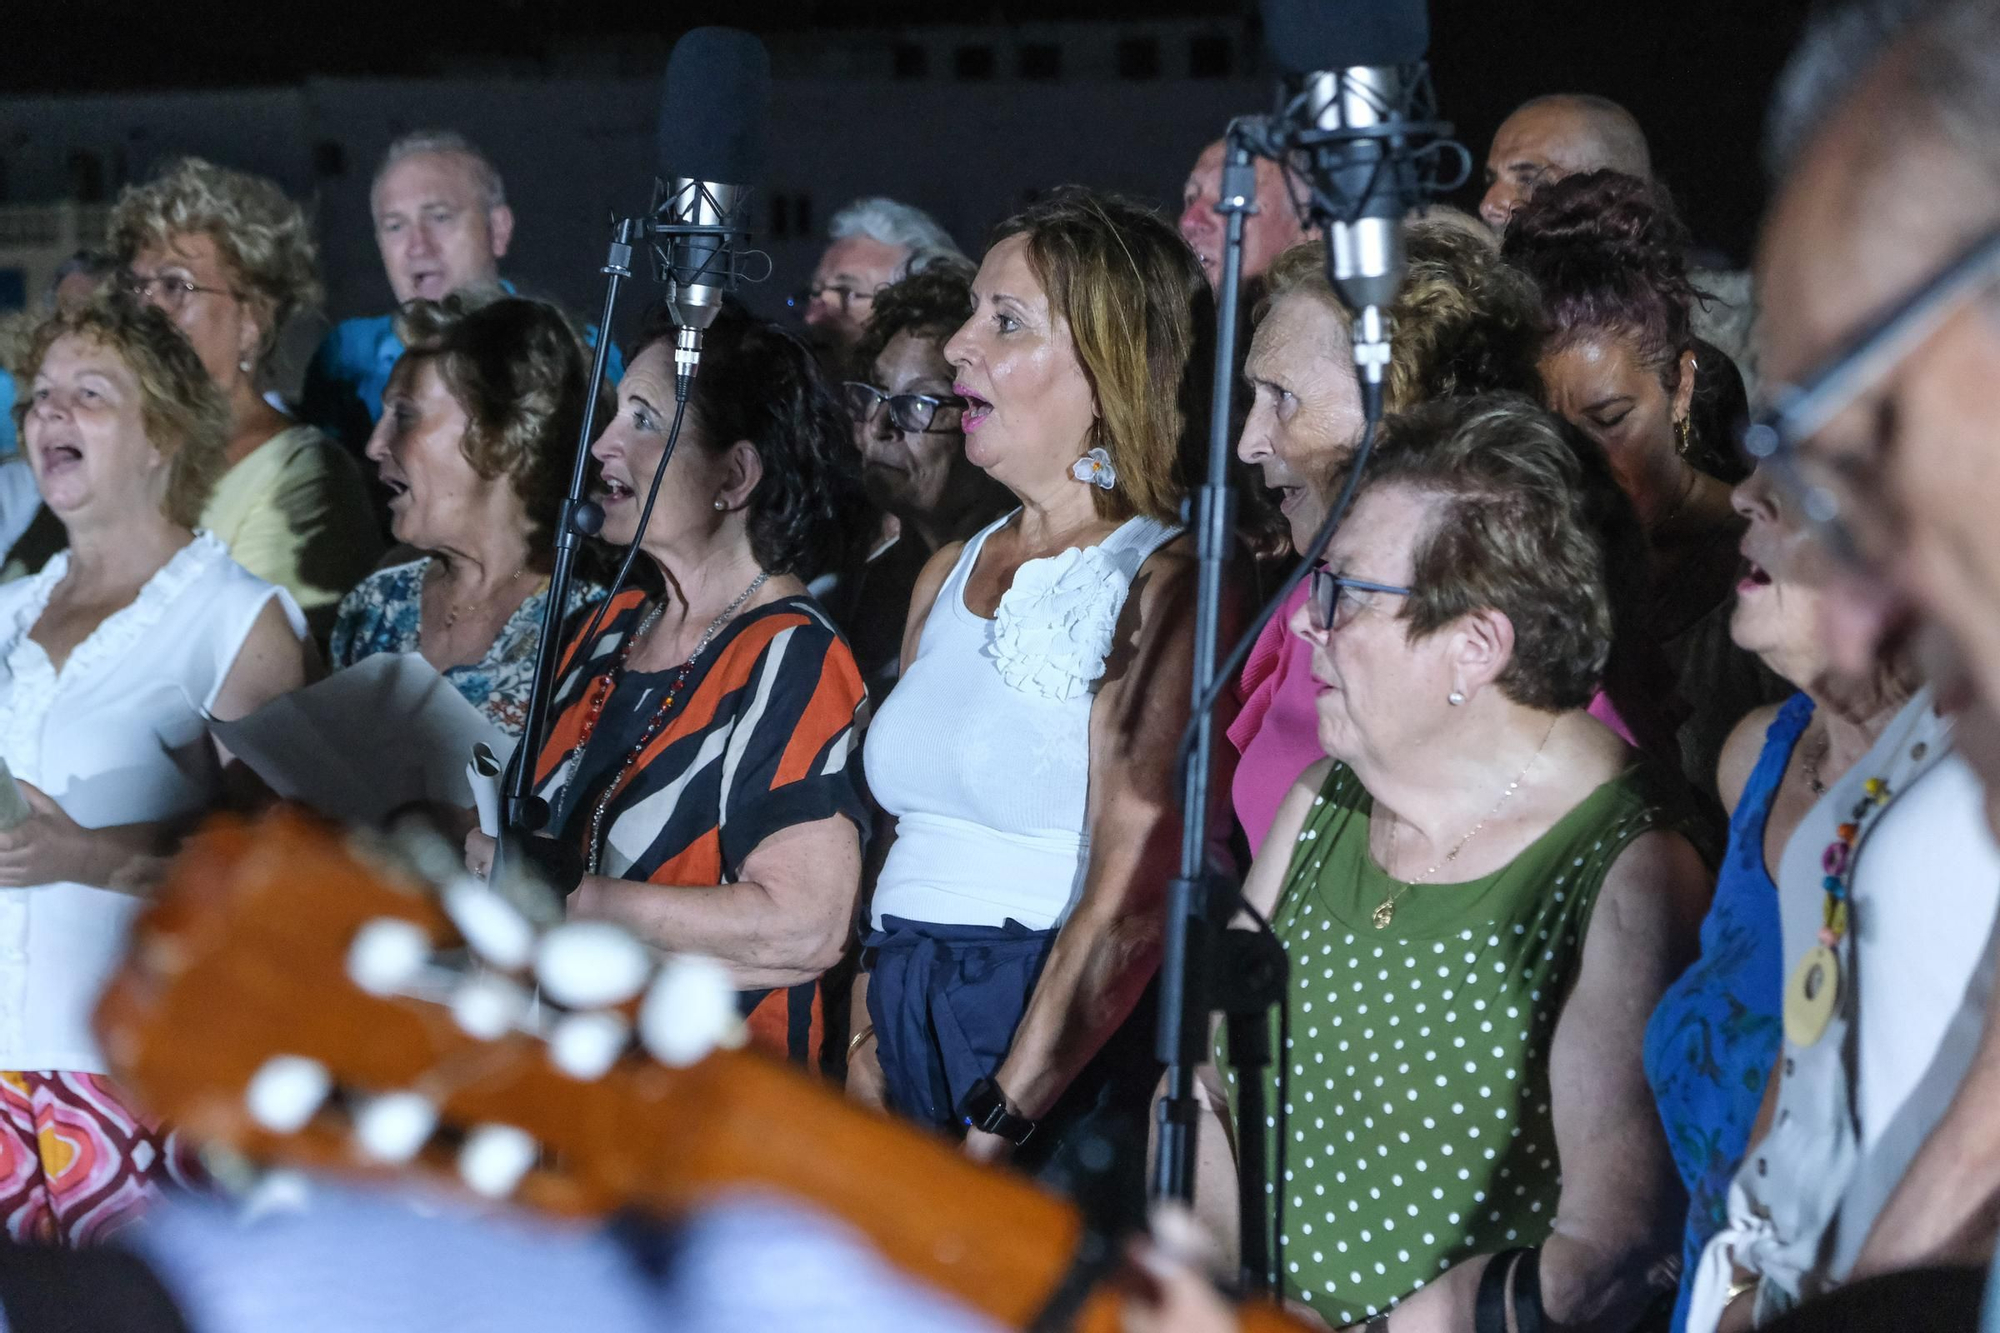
[1151,121,1290,1296]
[505,217,637,838]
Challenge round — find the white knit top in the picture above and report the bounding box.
[865,510,1180,931]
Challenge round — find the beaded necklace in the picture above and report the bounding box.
[1783,773,1893,1047]
[566,572,769,875]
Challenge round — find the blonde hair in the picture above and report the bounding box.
[108,157,323,382]
[990,188,1211,524]
[1259,221,1546,414]
[11,296,230,528]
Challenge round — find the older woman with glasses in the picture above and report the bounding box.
[112,157,381,638]
[1196,395,1710,1330]
[831,262,1009,697]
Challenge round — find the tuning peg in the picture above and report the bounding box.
[442,876,535,971]
[548,1010,631,1081]
[450,972,533,1041]
[459,1123,538,1198]
[354,1091,440,1164]
[245,1055,332,1133]
[534,921,653,1009]
[347,918,432,997]
[638,954,738,1067]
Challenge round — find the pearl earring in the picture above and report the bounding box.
[713,499,727,511]
[238,357,253,375]
[1448,690,1466,706]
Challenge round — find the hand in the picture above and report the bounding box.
[963,1126,1014,1164]
[465,830,496,881]
[846,1032,887,1109]
[1120,1203,1251,1333]
[0,782,99,888]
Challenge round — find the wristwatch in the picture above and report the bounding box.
[957,1076,1037,1146]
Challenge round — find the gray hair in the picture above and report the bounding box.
[828,197,964,277]
[1769,0,2000,189]
[373,130,507,211]
[1510,93,1652,180]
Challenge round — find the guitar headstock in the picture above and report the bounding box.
[96,810,1109,1328]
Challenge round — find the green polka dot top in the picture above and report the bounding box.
[1219,760,1684,1326]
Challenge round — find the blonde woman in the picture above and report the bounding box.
[112,157,381,637]
[0,297,308,1243]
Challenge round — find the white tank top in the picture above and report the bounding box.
[865,510,1180,931]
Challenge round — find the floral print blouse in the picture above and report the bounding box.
[329,557,607,738]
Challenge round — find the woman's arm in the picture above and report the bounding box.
[898,541,963,675]
[1373,827,1711,1332]
[569,813,861,991]
[970,545,1232,1156]
[1716,704,1782,820]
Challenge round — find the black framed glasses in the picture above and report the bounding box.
[841,381,965,434]
[1307,568,1413,633]
[1741,224,2000,570]
[121,271,238,313]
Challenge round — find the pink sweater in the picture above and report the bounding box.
[1226,585,1638,856]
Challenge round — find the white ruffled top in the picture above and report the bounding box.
[0,533,304,1073]
[865,510,1180,931]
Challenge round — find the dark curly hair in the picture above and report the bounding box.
[633,300,869,580]
[852,257,976,377]
[393,292,599,556]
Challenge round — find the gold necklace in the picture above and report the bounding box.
[1371,715,1561,930]
[439,562,532,632]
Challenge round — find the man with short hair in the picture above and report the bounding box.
[1480,91,1757,393]
[800,198,962,355]
[1687,0,2000,1322]
[302,130,619,450]
[1176,137,1316,294]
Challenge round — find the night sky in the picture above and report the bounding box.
[5,0,1816,261]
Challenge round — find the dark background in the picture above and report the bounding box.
[2,0,1816,262]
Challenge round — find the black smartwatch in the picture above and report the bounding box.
[957,1076,1036,1146]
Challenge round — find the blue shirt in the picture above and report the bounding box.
[300,282,623,449]
[1643,691,1812,1332]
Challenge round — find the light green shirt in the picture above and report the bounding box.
[199,424,382,641]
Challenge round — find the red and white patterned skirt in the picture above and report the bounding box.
[0,1071,203,1246]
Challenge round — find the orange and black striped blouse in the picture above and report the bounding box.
[532,588,869,1064]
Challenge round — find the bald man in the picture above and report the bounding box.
[1481,91,1758,394]
[1177,138,1316,292]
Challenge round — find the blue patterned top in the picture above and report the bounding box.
[1643,691,1812,1332]
[329,557,606,739]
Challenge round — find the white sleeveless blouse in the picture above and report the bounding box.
[865,511,1180,931]
[0,533,305,1073]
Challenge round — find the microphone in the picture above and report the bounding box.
[1261,0,1457,395]
[651,27,771,397]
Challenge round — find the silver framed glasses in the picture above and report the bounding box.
[1742,224,2000,569]
[841,381,965,434]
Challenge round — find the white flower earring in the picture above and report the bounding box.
[1070,447,1117,491]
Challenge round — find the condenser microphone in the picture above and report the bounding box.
[1261,0,1445,395]
[652,27,770,397]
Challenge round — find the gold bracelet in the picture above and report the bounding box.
[846,1024,877,1062]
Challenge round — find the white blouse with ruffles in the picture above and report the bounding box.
[0,533,304,1073]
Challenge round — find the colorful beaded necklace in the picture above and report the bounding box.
[1783,773,1893,1047]
[567,572,769,875]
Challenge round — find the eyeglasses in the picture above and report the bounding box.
[1307,569,1413,634]
[1742,224,2000,571]
[789,284,880,316]
[841,381,965,435]
[122,272,238,313]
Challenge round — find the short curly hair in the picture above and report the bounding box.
[108,157,323,382]
[392,291,597,555]
[1260,221,1547,411]
[989,188,1212,525]
[11,295,229,529]
[851,258,976,378]
[633,300,871,580]
[1354,394,1624,712]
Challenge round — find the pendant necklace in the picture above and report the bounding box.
[1372,714,1560,930]
[1783,772,1892,1047]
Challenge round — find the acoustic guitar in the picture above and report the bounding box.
[94,809,1310,1333]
